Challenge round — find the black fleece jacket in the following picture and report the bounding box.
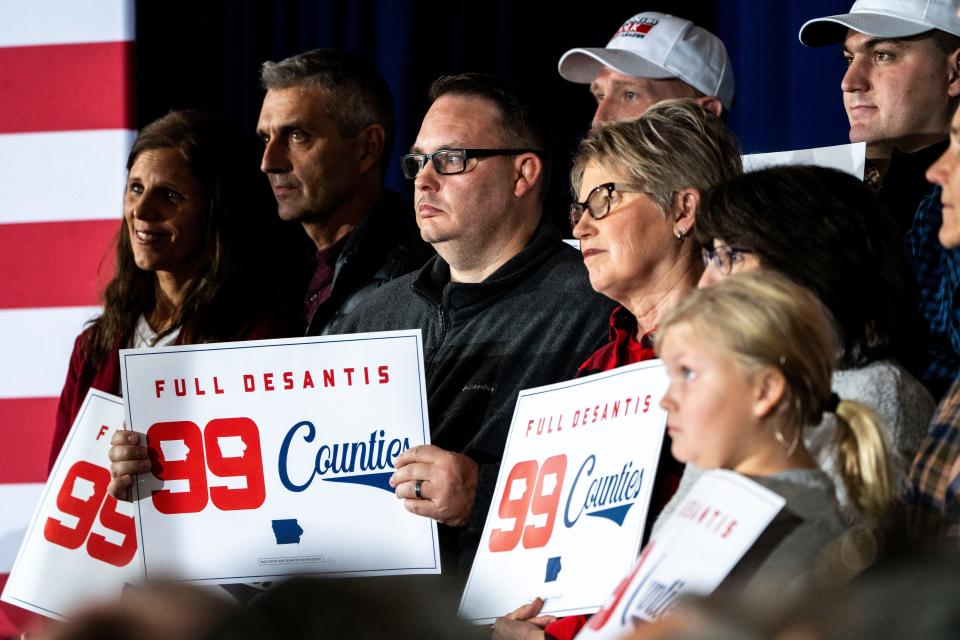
[326,218,614,573]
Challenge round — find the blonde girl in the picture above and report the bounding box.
[655,272,895,591]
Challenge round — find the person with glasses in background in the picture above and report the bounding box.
[495,99,741,640]
[325,73,613,575]
[695,164,934,520]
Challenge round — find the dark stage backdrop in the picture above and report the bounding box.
[135,0,854,229]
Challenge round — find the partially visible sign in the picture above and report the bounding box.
[576,470,785,640]
[120,330,439,585]
[2,390,140,620]
[460,361,669,624]
[742,142,866,179]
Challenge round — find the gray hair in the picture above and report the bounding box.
[570,99,741,216]
[260,49,395,168]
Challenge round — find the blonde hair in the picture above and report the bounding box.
[569,98,742,216]
[656,273,895,523]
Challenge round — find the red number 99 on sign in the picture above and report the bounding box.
[43,461,137,567]
[148,417,266,514]
[488,454,567,553]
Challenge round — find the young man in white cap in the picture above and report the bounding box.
[557,11,734,126]
[801,0,960,400]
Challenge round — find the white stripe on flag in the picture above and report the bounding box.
[0,483,45,573]
[0,0,134,47]
[0,307,100,399]
[0,129,134,225]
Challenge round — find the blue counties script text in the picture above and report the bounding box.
[564,455,644,527]
[278,423,410,493]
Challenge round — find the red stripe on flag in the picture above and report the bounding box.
[0,41,133,134]
[0,573,44,639]
[0,220,118,309]
[0,397,59,483]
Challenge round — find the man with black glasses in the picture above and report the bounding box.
[326,73,613,573]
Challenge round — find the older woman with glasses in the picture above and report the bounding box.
[493,99,742,640]
[695,165,934,515]
[570,100,742,375]
[569,98,741,517]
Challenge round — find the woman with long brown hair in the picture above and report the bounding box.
[51,110,290,465]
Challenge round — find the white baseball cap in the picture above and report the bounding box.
[558,12,734,109]
[799,0,960,47]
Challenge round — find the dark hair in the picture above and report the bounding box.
[260,48,395,171]
[428,72,551,197]
[85,110,284,367]
[696,164,924,370]
[931,29,960,54]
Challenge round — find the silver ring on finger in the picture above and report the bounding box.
[415,479,424,500]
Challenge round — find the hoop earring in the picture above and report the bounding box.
[775,425,801,458]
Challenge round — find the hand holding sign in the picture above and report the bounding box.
[390,445,478,527]
[108,430,149,502]
[492,598,556,640]
[459,361,669,624]
[120,330,440,583]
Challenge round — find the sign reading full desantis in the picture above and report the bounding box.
[1,390,141,621]
[576,471,785,640]
[119,330,439,584]
[459,361,669,624]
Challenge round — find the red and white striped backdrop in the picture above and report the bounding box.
[0,1,134,634]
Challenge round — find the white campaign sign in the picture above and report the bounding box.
[119,330,439,584]
[576,470,785,640]
[742,142,866,179]
[2,390,141,620]
[459,361,669,624]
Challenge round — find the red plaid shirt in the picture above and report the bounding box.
[907,375,960,547]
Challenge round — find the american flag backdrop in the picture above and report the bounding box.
[0,0,135,634]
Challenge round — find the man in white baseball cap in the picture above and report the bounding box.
[800,0,960,401]
[800,0,960,169]
[558,12,733,127]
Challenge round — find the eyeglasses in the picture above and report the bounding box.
[400,148,541,180]
[569,182,643,227]
[701,245,754,275]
